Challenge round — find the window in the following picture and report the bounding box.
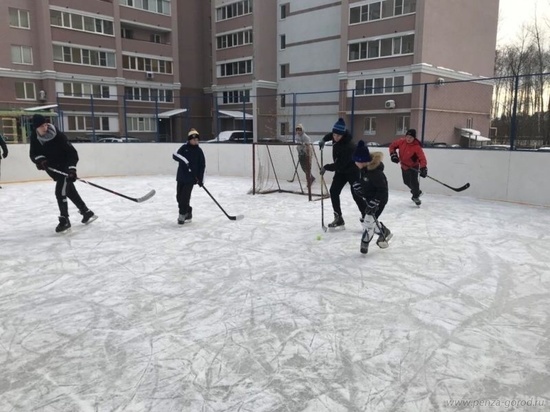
[127,116,156,132]
[120,0,171,15]
[216,29,253,50]
[350,0,416,24]
[280,63,289,79]
[50,10,114,35]
[218,59,253,78]
[125,87,173,102]
[62,82,111,99]
[355,76,405,95]
[67,115,111,131]
[280,94,286,108]
[151,33,162,43]
[53,45,115,68]
[466,117,473,129]
[364,117,376,135]
[221,90,250,104]
[349,34,414,61]
[9,8,30,29]
[121,28,133,38]
[216,0,252,21]
[280,34,286,50]
[280,3,289,19]
[122,54,173,74]
[11,45,33,65]
[280,122,289,136]
[15,82,36,100]
[396,115,410,135]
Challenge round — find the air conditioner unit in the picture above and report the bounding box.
[145,71,154,80]
[436,77,445,86]
[38,90,47,101]
[385,99,395,109]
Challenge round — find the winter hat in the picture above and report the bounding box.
[405,128,417,138]
[353,140,372,163]
[296,123,304,131]
[188,128,199,139]
[32,114,47,129]
[332,117,346,135]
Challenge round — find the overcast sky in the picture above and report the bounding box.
[498,0,550,45]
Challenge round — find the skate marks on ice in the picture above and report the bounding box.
[1,176,550,411]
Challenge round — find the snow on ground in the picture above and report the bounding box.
[1,175,549,411]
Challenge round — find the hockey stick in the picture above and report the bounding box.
[411,168,470,192]
[320,147,327,232]
[200,184,244,221]
[48,168,156,203]
[426,175,470,192]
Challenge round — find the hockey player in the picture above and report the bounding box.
[319,117,366,228]
[172,128,206,225]
[29,114,96,233]
[388,128,428,205]
[352,140,392,254]
[0,133,8,189]
[295,124,315,187]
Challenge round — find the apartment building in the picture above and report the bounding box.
[0,0,499,146]
[0,0,184,143]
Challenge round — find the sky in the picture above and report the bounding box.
[1,175,549,411]
[498,0,550,45]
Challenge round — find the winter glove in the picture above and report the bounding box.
[2,149,7,159]
[390,153,399,163]
[197,180,204,188]
[419,167,428,178]
[36,159,48,170]
[318,140,325,149]
[67,169,77,183]
[364,199,380,216]
[352,181,365,198]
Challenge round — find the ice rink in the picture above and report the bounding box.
[1,175,549,411]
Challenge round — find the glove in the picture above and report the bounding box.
[197,180,204,188]
[364,199,380,216]
[390,153,399,163]
[67,169,77,182]
[319,167,326,176]
[352,181,365,198]
[36,159,48,170]
[2,149,7,159]
[419,167,428,178]
[318,140,325,149]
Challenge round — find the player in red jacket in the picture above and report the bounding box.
[388,129,428,206]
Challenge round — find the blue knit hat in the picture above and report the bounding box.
[353,140,371,163]
[332,117,346,135]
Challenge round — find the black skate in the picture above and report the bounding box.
[81,209,97,224]
[55,216,71,233]
[376,223,393,249]
[186,206,193,222]
[328,213,345,230]
[411,190,423,206]
[177,213,187,225]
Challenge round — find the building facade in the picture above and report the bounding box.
[0,0,499,146]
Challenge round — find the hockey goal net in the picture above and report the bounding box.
[250,142,328,201]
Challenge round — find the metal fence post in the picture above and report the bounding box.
[510,75,519,150]
[421,83,428,144]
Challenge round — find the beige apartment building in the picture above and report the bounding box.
[0,0,499,146]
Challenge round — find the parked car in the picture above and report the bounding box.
[481,144,510,150]
[203,130,254,143]
[97,136,141,143]
[537,146,550,152]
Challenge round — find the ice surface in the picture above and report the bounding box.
[1,175,549,411]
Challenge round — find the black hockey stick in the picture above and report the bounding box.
[412,168,470,192]
[200,184,244,221]
[48,168,156,203]
[320,147,327,232]
[426,175,470,192]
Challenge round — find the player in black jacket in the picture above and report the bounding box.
[351,140,392,254]
[0,133,8,188]
[29,114,96,233]
[319,117,367,228]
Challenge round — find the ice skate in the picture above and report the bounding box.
[360,230,371,254]
[177,213,187,225]
[376,223,393,249]
[80,209,97,224]
[328,213,345,230]
[411,190,423,206]
[55,216,71,233]
[186,206,193,222]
